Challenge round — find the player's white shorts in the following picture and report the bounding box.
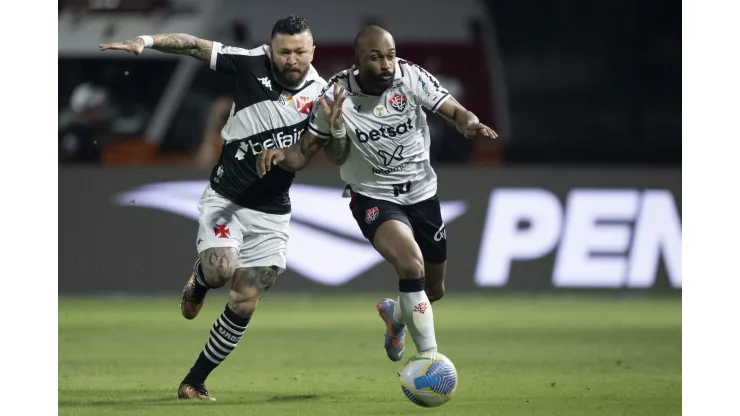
[196,185,290,273]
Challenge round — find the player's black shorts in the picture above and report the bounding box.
[348,188,447,264]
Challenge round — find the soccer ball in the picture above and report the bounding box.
[399,351,458,407]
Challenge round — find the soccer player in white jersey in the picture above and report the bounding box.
[256,26,497,362]
[100,16,340,400]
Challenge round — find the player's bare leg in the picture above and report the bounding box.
[374,220,438,361]
[423,261,446,303]
[180,247,237,319]
[178,265,278,400]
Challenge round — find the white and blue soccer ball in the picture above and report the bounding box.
[399,351,458,407]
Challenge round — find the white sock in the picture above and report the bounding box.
[399,288,438,353]
[392,296,405,324]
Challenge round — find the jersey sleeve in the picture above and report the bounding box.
[409,65,451,113]
[209,42,266,75]
[307,85,332,139]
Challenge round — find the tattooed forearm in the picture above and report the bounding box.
[280,134,323,171]
[324,135,350,166]
[151,33,213,62]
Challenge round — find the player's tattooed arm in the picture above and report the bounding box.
[99,33,213,62]
[257,132,324,177]
[151,34,213,61]
[436,97,498,140]
[323,135,350,166]
[289,132,325,169]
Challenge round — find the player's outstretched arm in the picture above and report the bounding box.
[256,132,326,178]
[99,33,213,62]
[436,97,499,141]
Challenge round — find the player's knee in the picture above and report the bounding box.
[395,257,425,280]
[199,247,238,287]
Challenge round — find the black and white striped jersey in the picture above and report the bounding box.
[207,42,326,214]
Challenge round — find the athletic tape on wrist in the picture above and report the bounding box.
[137,36,154,48]
[331,124,346,139]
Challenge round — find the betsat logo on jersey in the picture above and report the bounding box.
[235,128,305,159]
[356,118,414,143]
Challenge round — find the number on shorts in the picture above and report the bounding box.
[392,181,412,197]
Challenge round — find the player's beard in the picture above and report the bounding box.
[366,69,395,93]
[273,62,308,89]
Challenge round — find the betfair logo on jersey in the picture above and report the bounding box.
[355,118,414,143]
[234,128,304,159]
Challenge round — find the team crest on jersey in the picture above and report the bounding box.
[388,93,407,112]
[213,224,231,239]
[365,207,379,224]
[295,96,313,114]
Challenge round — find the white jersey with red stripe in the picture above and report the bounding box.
[308,59,451,205]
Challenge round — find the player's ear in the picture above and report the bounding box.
[352,53,359,68]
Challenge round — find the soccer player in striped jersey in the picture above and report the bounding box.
[100,15,340,400]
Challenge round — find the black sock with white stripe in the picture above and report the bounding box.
[182,304,251,385]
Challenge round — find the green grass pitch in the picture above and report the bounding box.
[59,293,681,415]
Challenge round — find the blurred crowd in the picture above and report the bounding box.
[58,0,679,167]
[58,62,487,167]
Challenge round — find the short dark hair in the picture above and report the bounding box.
[271,14,311,39]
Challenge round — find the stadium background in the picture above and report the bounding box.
[58,1,681,415]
